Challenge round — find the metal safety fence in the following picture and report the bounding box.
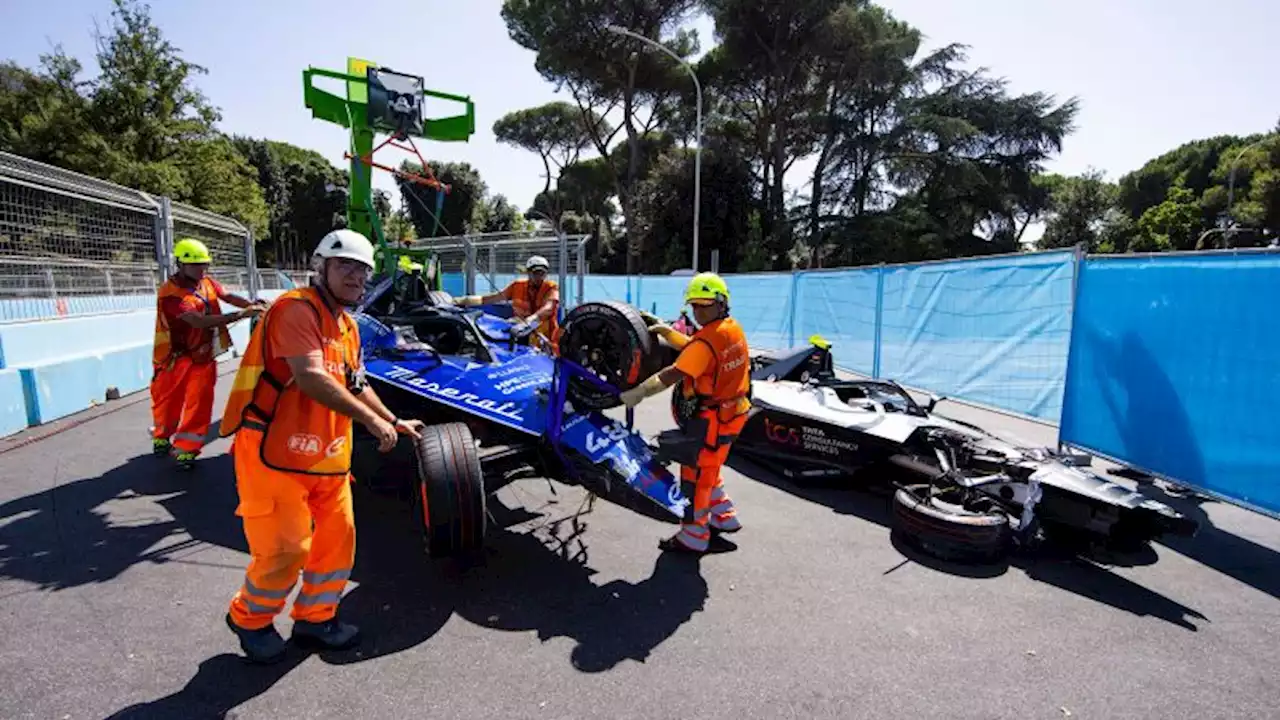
[0,150,257,323]
[404,229,590,307]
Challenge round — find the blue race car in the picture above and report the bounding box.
[347,272,687,558]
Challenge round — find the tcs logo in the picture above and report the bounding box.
[764,418,800,447]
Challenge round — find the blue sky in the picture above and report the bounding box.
[3,0,1276,242]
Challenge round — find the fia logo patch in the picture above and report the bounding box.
[287,433,322,456]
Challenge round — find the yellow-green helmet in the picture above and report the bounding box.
[174,238,212,264]
[683,272,730,305]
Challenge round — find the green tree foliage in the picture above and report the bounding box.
[1134,184,1201,252]
[0,0,268,241]
[396,159,488,238]
[493,102,606,200]
[0,0,541,270]
[231,138,347,265]
[1035,170,1119,251]
[5,0,1276,278]
[500,0,1085,272]
[502,0,701,272]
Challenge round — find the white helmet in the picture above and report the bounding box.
[313,229,376,271]
[525,255,550,272]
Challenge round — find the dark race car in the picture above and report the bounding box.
[734,337,1200,563]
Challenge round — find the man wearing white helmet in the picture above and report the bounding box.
[455,254,561,353]
[217,228,425,663]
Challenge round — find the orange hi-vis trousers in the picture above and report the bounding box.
[150,356,217,454]
[672,410,746,552]
[227,428,356,630]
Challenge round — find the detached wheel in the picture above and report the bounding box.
[412,422,486,558]
[557,301,653,411]
[892,483,1011,563]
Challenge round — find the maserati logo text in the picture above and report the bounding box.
[383,365,525,423]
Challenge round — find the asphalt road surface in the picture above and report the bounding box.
[1,358,1278,720]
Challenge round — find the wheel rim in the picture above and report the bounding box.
[920,485,1002,518]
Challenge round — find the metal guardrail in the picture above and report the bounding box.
[0,151,258,322]
[404,229,590,306]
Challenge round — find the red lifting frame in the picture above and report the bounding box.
[345,132,452,195]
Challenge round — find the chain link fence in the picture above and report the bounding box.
[405,229,589,307]
[169,200,255,296]
[0,150,257,323]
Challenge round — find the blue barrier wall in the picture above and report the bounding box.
[0,369,25,437]
[874,250,1076,421]
[1060,252,1280,518]
[0,294,155,324]
[793,268,881,375]
[571,252,1075,422]
[0,289,288,434]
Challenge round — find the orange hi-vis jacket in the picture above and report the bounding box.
[674,316,753,424]
[219,286,362,476]
[505,278,560,336]
[153,276,232,368]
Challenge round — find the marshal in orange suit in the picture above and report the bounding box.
[150,237,265,469]
[218,229,426,664]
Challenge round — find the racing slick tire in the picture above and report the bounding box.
[411,422,487,558]
[892,483,1011,564]
[558,301,653,411]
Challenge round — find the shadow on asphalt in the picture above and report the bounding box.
[727,455,1213,632]
[1133,480,1280,602]
[0,452,709,719]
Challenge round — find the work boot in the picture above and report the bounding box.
[152,438,171,457]
[658,535,705,554]
[175,451,197,471]
[225,613,287,664]
[291,617,361,651]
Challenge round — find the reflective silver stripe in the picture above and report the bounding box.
[241,597,280,615]
[710,500,735,516]
[173,432,205,443]
[710,514,741,531]
[244,578,294,600]
[710,487,727,502]
[302,568,351,586]
[675,525,710,550]
[295,590,344,607]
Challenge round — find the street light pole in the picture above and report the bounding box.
[605,24,702,273]
[1227,139,1267,216]
[1225,138,1269,248]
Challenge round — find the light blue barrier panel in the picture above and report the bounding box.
[714,273,793,351]
[0,310,155,369]
[228,318,251,353]
[580,275,631,305]
[21,342,153,425]
[0,368,25,437]
[634,275,688,319]
[793,268,881,374]
[877,250,1076,421]
[0,294,157,323]
[1060,252,1280,518]
[441,272,466,297]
